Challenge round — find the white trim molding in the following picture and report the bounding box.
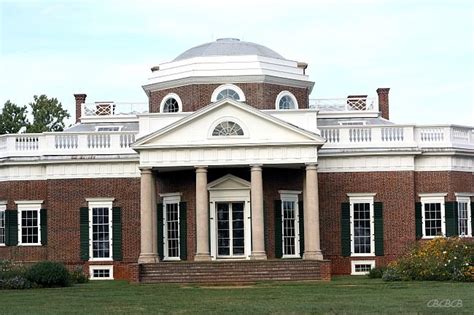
[351,260,376,275]
[211,84,246,102]
[207,116,250,139]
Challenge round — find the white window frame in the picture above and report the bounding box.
[159,93,182,113]
[455,193,472,237]
[348,193,376,257]
[87,198,114,262]
[275,91,298,110]
[160,193,182,261]
[0,201,6,246]
[211,84,246,102]
[351,260,375,275]
[279,190,301,258]
[89,265,114,280]
[15,200,43,246]
[419,193,447,239]
[208,116,249,139]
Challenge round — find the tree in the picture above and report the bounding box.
[26,95,70,133]
[0,100,28,134]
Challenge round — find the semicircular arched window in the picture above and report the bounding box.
[163,97,179,113]
[279,95,296,109]
[212,121,244,136]
[216,89,240,101]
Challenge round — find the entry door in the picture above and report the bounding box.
[216,202,245,257]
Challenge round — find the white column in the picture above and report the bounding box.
[194,166,211,261]
[303,163,324,260]
[138,168,159,263]
[250,165,267,260]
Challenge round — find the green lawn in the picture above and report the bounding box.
[0,276,472,314]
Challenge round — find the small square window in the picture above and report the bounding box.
[89,265,114,280]
[351,260,375,275]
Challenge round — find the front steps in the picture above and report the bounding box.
[139,260,331,283]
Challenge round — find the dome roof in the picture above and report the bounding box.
[173,38,285,61]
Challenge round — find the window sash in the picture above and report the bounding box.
[456,198,472,237]
[281,200,299,257]
[420,197,446,238]
[164,203,180,259]
[18,209,41,245]
[0,208,5,245]
[88,202,113,261]
[349,197,375,257]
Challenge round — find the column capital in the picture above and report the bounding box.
[139,167,153,174]
[250,164,263,171]
[305,163,318,170]
[195,166,208,173]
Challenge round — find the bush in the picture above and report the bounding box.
[25,261,71,288]
[0,260,27,280]
[70,266,89,284]
[368,266,387,279]
[383,237,473,282]
[0,276,34,290]
[381,268,402,281]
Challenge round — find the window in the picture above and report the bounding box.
[212,121,244,136]
[279,191,301,258]
[276,91,298,110]
[88,199,113,261]
[160,93,182,113]
[16,201,43,246]
[95,126,122,132]
[420,194,446,238]
[0,203,5,245]
[351,260,375,275]
[456,195,472,237]
[89,265,114,280]
[211,84,245,102]
[349,194,375,256]
[161,194,181,260]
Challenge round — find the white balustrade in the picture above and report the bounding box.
[82,102,148,117]
[309,97,378,112]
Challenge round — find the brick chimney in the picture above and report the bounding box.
[376,88,390,120]
[74,94,87,123]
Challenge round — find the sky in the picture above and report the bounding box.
[0,0,473,126]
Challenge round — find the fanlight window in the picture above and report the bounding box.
[163,98,179,113]
[216,89,240,101]
[279,95,296,109]
[212,121,244,136]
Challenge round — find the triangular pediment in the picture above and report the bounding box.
[207,174,250,190]
[133,99,325,149]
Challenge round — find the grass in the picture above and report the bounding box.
[0,276,472,314]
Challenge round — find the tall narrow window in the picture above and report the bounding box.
[420,194,446,238]
[456,196,472,237]
[162,194,181,260]
[349,194,375,256]
[16,201,43,246]
[279,191,301,258]
[88,200,113,261]
[0,204,5,245]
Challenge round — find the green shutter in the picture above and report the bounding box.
[40,209,47,245]
[341,203,351,257]
[445,202,458,237]
[298,201,304,258]
[274,200,282,258]
[157,203,164,260]
[80,207,89,260]
[5,210,18,246]
[112,207,122,261]
[179,202,187,260]
[471,202,474,237]
[374,202,384,256]
[415,202,422,239]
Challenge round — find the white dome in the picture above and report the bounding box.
[173,38,285,61]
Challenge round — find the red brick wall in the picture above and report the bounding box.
[415,171,474,201]
[149,83,309,112]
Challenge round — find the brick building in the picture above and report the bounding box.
[0,38,473,282]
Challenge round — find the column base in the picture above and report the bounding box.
[250,252,267,260]
[138,253,159,264]
[194,253,212,261]
[303,250,324,260]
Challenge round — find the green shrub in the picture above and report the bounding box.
[25,261,71,288]
[384,237,473,282]
[70,266,89,284]
[368,266,387,279]
[382,268,402,281]
[0,260,27,280]
[0,276,34,290]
